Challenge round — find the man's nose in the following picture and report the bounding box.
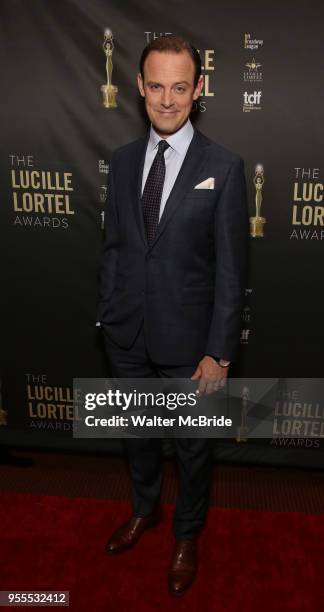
[161,89,174,107]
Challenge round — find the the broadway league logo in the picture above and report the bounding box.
[98,160,109,174]
[101,28,118,108]
[244,34,264,50]
[243,58,262,82]
[243,91,262,112]
[250,165,266,237]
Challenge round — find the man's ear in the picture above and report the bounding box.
[193,75,204,100]
[137,73,145,97]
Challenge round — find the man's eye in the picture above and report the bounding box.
[150,84,160,90]
[175,86,186,93]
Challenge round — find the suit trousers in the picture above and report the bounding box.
[102,322,214,539]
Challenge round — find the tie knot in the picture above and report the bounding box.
[157,140,170,155]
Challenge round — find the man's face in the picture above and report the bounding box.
[137,50,203,138]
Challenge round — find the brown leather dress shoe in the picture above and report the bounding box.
[168,538,198,596]
[105,506,162,555]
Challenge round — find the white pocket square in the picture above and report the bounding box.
[194,177,215,190]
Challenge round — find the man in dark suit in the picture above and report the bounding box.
[97,34,248,596]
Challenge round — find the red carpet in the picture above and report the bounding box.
[0,492,322,611]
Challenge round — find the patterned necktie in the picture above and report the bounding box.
[142,139,170,246]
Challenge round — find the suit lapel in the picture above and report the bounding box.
[133,133,150,247]
[149,128,210,250]
[133,128,210,250]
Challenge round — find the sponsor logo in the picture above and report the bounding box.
[243,91,262,112]
[244,33,264,50]
[243,58,263,82]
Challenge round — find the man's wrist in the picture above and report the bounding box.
[205,354,231,368]
[218,359,230,368]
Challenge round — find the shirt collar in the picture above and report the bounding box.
[148,119,194,155]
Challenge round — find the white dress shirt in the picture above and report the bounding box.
[141,119,194,220]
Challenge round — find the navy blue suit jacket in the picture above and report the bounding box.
[97,127,249,365]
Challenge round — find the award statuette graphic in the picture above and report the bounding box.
[101,28,118,108]
[249,164,266,237]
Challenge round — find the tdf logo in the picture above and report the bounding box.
[243,91,262,105]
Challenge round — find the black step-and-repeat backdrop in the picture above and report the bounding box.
[1,0,323,467]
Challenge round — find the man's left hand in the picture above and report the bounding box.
[191,356,229,395]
